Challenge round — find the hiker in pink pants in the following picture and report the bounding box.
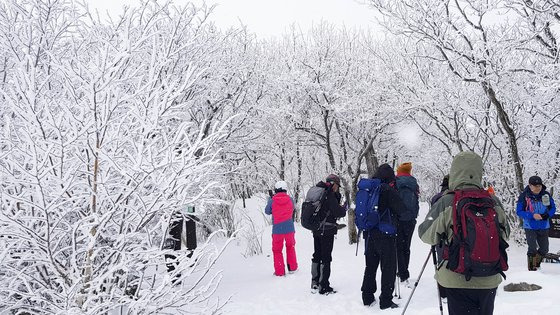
[265,181,298,276]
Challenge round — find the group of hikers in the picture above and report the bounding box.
[264,151,557,314]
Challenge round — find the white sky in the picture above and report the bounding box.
[86,0,380,38]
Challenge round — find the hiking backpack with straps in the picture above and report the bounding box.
[354,178,397,236]
[301,186,328,231]
[396,177,420,220]
[444,189,509,280]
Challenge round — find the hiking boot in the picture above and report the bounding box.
[311,262,320,290]
[528,254,537,271]
[380,302,399,310]
[319,285,336,295]
[362,293,376,306]
[401,278,412,289]
[311,284,319,294]
[535,253,543,268]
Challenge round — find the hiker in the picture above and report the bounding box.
[430,175,449,205]
[265,181,298,276]
[516,175,556,271]
[419,151,510,315]
[430,174,449,301]
[361,164,406,309]
[309,174,347,295]
[395,162,420,287]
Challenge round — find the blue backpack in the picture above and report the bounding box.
[354,178,397,254]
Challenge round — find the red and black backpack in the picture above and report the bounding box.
[444,189,509,281]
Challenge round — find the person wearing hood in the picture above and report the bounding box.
[361,164,406,310]
[309,174,347,295]
[395,162,420,287]
[516,175,556,271]
[265,181,298,276]
[418,152,510,315]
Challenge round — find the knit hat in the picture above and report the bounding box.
[397,162,412,175]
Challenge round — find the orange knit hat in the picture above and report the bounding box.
[397,162,412,175]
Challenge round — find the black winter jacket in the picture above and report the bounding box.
[313,181,346,236]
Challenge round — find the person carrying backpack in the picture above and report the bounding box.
[395,162,420,287]
[418,151,510,315]
[430,174,449,206]
[430,174,449,301]
[307,174,346,295]
[516,175,556,271]
[264,181,298,276]
[360,164,406,309]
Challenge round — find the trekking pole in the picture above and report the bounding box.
[394,249,401,299]
[401,248,432,315]
[431,246,444,315]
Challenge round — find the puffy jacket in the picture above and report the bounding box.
[265,192,295,234]
[418,151,510,289]
[516,185,556,230]
[312,181,346,236]
[396,174,420,221]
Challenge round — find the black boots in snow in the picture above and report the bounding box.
[310,262,336,295]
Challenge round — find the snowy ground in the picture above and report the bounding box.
[211,196,560,315]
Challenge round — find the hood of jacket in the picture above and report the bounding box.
[374,164,396,184]
[448,151,483,190]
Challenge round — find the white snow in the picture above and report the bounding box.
[211,197,560,315]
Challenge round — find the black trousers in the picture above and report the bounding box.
[361,232,397,308]
[446,287,497,315]
[525,228,549,256]
[396,219,416,281]
[312,233,335,263]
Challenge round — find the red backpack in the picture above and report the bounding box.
[444,189,509,280]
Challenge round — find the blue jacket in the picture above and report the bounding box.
[516,185,556,230]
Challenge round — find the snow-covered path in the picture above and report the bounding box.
[212,198,560,315]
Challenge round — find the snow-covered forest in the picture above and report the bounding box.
[0,0,559,314]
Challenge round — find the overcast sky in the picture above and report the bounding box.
[87,0,380,38]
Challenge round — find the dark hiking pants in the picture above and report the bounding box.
[396,219,416,281]
[525,228,549,256]
[361,233,397,309]
[312,234,335,288]
[446,287,497,315]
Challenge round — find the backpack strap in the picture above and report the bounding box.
[317,187,336,234]
[525,196,534,213]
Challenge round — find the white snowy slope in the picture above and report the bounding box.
[210,196,560,315]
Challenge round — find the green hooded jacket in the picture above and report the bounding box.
[418,151,510,289]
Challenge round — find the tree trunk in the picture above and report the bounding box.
[482,83,524,192]
[293,144,303,222]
